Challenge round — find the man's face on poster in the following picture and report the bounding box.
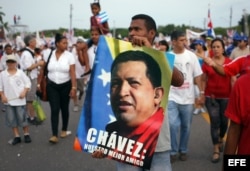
[110,61,159,127]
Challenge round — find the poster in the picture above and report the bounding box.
[74,36,175,169]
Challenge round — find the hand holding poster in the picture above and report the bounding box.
[74,36,175,169]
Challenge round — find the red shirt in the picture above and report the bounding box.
[90,16,109,35]
[106,107,164,169]
[224,55,250,76]
[225,74,250,154]
[202,57,232,98]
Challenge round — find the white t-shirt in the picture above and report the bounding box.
[168,49,203,104]
[42,48,52,62]
[47,50,75,84]
[20,47,38,79]
[71,47,85,79]
[0,69,31,106]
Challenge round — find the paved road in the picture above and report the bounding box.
[0,99,223,171]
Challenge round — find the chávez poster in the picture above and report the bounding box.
[74,36,175,169]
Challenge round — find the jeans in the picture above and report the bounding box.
[205,97,228,145]
[47,79,71,136]
[168,101,194,155]
[116,151,172,171]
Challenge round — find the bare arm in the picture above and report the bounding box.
[77,43,88,66]
[203,57,226,76]
[224,120,241,154]
[194,74,205,104]
[69,64,77,98]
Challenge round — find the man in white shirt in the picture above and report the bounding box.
[168,30,204,162]
[20,34,44,124]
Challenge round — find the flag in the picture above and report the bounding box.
[207,7,215,38]
[227,29,236,38]
[74,36,174,169]
[14,15,17,25]
[96,11,109,24]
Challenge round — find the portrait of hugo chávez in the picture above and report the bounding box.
[94,50,165,169]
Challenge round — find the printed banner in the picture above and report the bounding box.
[74,36,175,169]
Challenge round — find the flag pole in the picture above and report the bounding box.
[229,6,232,28]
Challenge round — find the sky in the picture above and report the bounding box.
[1,0,250,32]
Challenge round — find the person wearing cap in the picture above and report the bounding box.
[70,37,88,112]
[205,35,214,58]
[230,35,250,60]
[193,39,207,115]
[75,36,91,78]
[0,44,20,72]
[0,54,32,145]
[225,33,240,57]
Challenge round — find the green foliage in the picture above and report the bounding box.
[0,6,9,30]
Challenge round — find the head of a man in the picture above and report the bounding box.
[128,14,157,45]
[4,44,12,55]
[171,30,187,53]
[110,50,163,127]
[24,34,36,49]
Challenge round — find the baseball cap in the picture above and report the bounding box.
[194,39,207,51]
[239,35,248,42]
[76,36,86,43]
[194,40,205,46]
[6,54,17,62]
[206,35,214,40]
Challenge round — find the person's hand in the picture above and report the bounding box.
[37,84,41,91]
[1,95,8,103]
[92,149,106,159]
[37,60,45,67]
[19,91,26,99]
[70,89,76,99]
[82,42,88,51]
[203,57,215,67]
[197,94,205,105]
[130,36,152,48]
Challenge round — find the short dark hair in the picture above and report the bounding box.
[90,2,100,8]
[170,30,186,41]
[131,14,157,32]
[111,50,161,88]
[4,43,12,49]
[55,33,67,44]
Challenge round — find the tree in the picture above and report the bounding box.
[238,14,250,35]
[0,6,8,30]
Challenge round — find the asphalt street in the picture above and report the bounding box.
[0,99,223,171]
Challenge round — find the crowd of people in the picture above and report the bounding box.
[0,0,250,170]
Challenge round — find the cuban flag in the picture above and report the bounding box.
[74,36,174,169]
[207,7,215,38]
[96,11,109,24]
